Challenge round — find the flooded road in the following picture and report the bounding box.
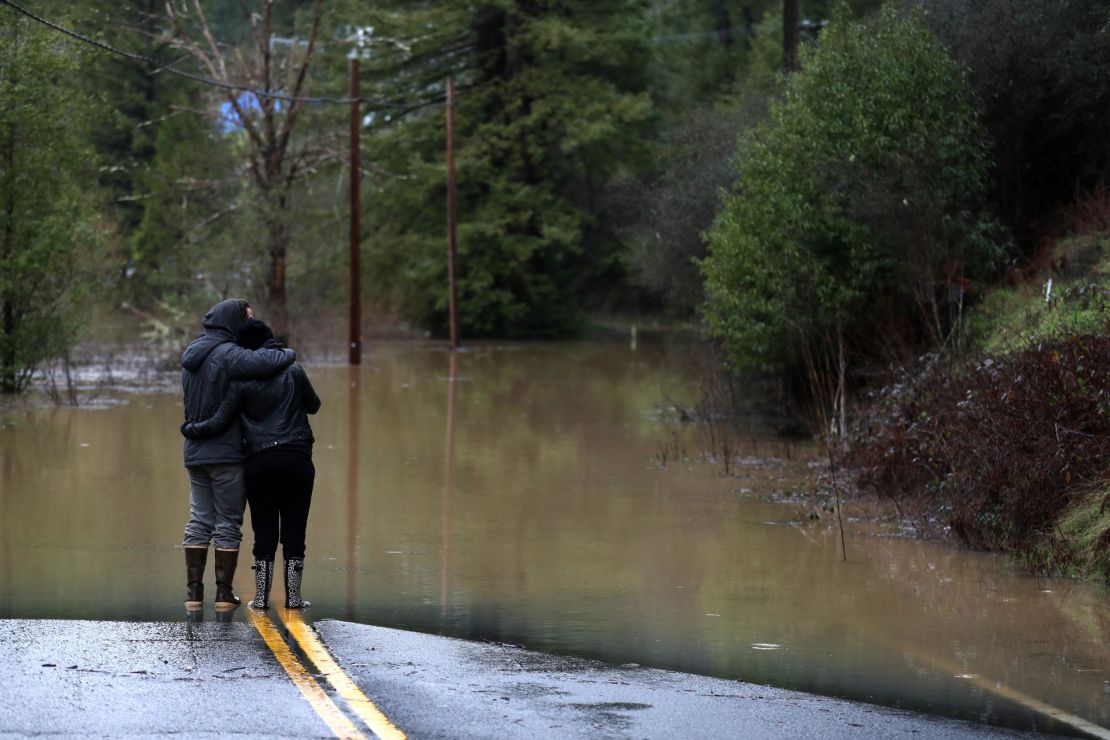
[0,340,1106,735]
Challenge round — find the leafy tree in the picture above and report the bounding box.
[701,4,997,434]
[0,15,105,392]
[617,0,892,318]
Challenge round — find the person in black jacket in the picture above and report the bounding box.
[180,299,295,612]
[182,319,321,609]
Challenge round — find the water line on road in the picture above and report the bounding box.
[279,608,407,740]
[247,608,366,739]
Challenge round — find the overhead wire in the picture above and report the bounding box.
[0,0,437,110]
[1,0,790,114]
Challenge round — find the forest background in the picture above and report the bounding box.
[3,0,1110,578]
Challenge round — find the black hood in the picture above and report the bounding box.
[181,299,246,371]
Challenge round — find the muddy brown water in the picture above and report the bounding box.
[0,340,1106,735]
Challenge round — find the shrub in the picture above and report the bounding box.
[701,4,997,429]
[850,333,1110,560]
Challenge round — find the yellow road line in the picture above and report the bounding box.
[279,608,407,740]
[248,609,367,740]
[898,641,1110,740]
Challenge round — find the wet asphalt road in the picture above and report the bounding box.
[0,618,1062,739]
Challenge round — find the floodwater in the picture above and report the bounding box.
[0,339,1106,736]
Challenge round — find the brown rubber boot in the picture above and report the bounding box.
[184,546,207,610]
[213,548,241,610]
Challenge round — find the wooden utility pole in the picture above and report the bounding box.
[446,77,460,350]
[348,57,362,365]
[783,0,799,72]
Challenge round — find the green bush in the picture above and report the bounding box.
[0,16,104,392]
[701,4,997,423]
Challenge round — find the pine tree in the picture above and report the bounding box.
[351,1,656,336]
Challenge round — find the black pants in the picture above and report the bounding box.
[244,447,315,561]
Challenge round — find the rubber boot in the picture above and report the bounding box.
[213,548,241,610]
[184,546,207,610]
[284,558,311,609]
[248,559,274,609]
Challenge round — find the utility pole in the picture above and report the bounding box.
[348,57,362,365]
[446,77,460,350]
[783,0,799,72]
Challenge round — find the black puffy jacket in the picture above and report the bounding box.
[182,362,320,457]
[180,299,295,466]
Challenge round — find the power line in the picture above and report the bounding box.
[2,0,802,113]
[0,0,436,110]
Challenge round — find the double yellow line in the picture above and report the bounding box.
[248,608,406,740]
[897,640,1110,740]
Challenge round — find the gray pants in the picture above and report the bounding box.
[183,464,245,549]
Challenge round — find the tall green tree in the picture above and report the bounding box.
[54,1,199,307]
[0,14,104,392]
[60,2,179,237]
[352,1,656,337]
[618,0,888,317]
[701,4,997,433]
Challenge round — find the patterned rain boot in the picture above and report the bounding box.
[184,546,208,611]
[248,559,274,609]
[284,558,311,609]
[213,548,241,611]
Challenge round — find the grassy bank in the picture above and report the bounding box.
[848,229,1110,584]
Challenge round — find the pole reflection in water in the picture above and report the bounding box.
[440,351,458,617]
[346,363,361,620]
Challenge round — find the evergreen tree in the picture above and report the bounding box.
[352,1,656,337]
[0,14,105,391]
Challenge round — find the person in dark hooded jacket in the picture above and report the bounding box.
[182,319,320,610]
[180,299,295,612]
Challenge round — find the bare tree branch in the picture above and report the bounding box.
[185,0,266,155]
[260,1,276,147]
[276,0,321,166]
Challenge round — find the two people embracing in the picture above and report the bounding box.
[178,298,321,613]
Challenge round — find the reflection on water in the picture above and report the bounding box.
[0,340,1106,735]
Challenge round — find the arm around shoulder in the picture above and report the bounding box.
[225,344,295,380]
[181,383,245,439]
